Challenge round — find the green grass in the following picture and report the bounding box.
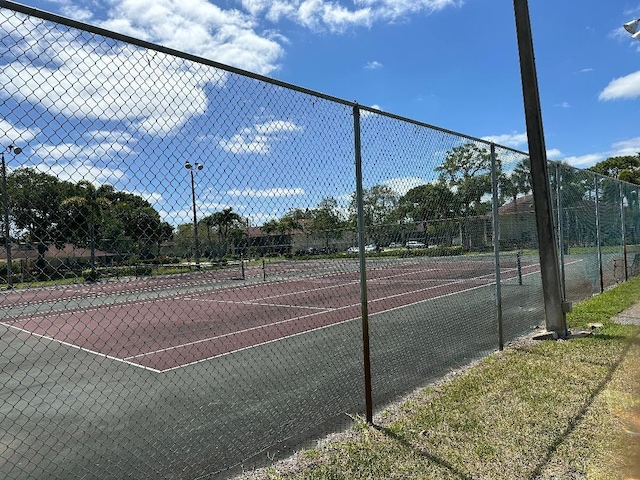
[240,278,640,480]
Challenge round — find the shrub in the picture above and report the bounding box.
[83,268,99,282]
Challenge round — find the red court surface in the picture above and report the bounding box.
[2,260,542,372]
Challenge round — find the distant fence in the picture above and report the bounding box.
[1,2,639,479]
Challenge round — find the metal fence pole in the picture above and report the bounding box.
[620,183,628,281]
[1,150,13,289]
[353,105,373,424]
[490,144,504,351]
[555,163,566,299]
[595,175,604,293]
[513,0,567,336]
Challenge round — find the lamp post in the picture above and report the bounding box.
[1,144,21,289]
[513,0,568,336]
[184,161,203,269]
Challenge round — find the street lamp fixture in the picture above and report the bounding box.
[2,144,22,289]
[184,161,203,268]
[624,19,640,41]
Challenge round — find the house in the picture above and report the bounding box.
[0,243,117,270]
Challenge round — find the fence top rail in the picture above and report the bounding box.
[0,0,529,157]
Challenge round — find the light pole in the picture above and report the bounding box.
[1,144,21,289]
[184,161,203,269]
[513,0,568,336]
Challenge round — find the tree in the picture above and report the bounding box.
[588,154,640,184]
[308,197,344,250]
[102,192,164,259]
[500,158,531,205]
[397,183,458,246]
[59,181,111,271]
[435,143,497,249]
[436,143,496,212]
[348,185,399,245]
[207,207,244,259]
[7,168,75,274]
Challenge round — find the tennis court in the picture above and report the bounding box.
[2,256,541,373]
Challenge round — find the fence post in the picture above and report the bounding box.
[353,104,373,424]
[490,144,503,351]
[595,175,604,293]
[620,183,628,281]
[513,0,567,336]
[555,163,566,299]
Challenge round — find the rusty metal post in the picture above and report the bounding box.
[353,105,373,424]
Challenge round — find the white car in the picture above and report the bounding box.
[405,241,426,249]
[347,246,359,253]
[364,244,378,252]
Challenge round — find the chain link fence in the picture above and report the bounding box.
[1,3,638,479]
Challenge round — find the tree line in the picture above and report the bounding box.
[6,146,639,276]
[6,168,172,274]
[256,147,640,252]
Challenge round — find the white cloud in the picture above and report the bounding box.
[382,176,426,196]
[360,104,383,117]
[22,133,132,185]
[0,120,38,145]
[599,70,640,101]
[125,190,164,205]
[611,137,640,156]
[0,16,219,136]
[220,130,271,154]
[219,120,303,154]
[554,102,571,108]
[98,0,285,75]
[254,120,302,133]
[546,149,563,160]
[558,153,605,169]
[243,0,461,32]
[32,158,127,185]
[481,132,528,149]
[365,60,383,70]
[227,187,306,197]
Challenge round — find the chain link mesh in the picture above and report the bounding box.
[1,4,638,479]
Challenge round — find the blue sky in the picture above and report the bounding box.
[1,0,640,227]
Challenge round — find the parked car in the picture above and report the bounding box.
[405,241,426,249]
[364,244,378,252]
[347,246,359,253]
[388,242,403,248]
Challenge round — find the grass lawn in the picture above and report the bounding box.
[238,278,640,479]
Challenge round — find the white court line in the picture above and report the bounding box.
[5,324,163,373]
[158,274,509,372]
[187,298,334,311]
[126,272,499,363]
[185,267,440,306]
[9,258,583,373]
[158,260,585,372]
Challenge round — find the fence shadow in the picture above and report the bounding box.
[528,332,637,478]
[374,425,473,480]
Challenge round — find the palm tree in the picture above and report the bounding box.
[210,207,243,259]
[60,181,110,272]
